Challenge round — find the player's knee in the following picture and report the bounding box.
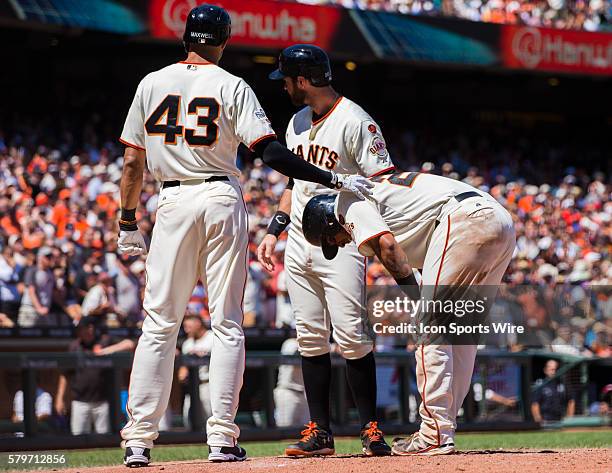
[296,334,330,357]
[336,341,373,360]
[209,319,245,342]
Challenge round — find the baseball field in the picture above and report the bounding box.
[5,430,610,473]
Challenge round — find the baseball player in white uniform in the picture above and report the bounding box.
[117,6,373,468]
[258,44,395,457]
[301,171,516,455]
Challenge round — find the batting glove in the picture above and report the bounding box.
[118,230,148,256]
[330,172,375,200]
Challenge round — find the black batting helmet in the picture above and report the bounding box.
[302,195,344,260]
[183,4,231,49]
[269,44,332,87]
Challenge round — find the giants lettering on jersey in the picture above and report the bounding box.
[292,144,339,170]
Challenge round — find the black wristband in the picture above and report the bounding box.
[395,273,420,300]
[395,273,418,287]
[121,208,136,221]
[119,220,138,232]
[119,207,138,232]
[267,211,291,237]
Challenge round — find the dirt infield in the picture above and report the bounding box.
[33,449,611,473]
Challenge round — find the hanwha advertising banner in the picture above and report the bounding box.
[502,25,612,76]
[149,0,343,50]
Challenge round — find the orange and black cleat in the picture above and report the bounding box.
[285,421,335,457]
[361,421,391,456]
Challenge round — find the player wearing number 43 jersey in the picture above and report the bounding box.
[117,5,373,468]
[258,44,395,457]
[302,172,516,455]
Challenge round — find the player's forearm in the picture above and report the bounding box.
[372,233,420,298]
[120,147,146,213]
[255,139,334,187]
[372,234,413,280]
[278,187,292,215]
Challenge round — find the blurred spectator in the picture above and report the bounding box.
[114,257,142,326]
[81,272,119,327]
[0,242,22,325]
[17,247,54,327]
[179,315,213,428]
[55,317,135,435]
[12,387,52,423]
[288,0,612,31]
[531,359,575,423]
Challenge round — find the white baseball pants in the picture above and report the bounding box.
[121,177,248,449]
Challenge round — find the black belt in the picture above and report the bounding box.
[435,191,482,229]
[454,191,481,202]
[162,176,229,188]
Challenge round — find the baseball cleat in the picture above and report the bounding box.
[391,433,455,456]
[285,421,335,457]
[123,447,150,467]
[208,445,248,462]
[361,421,391,456]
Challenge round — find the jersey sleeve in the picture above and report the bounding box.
[335,192,391,257]
[120,80,146,151]
[349,120,395,177]
[233,85,276,150]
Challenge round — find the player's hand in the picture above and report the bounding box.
[118,230,148,256]
[257,234,277,273]
[332,173,374,200]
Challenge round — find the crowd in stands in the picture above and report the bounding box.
[290,0,612,31]
[0,123,609,357]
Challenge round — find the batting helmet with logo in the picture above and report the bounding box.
[302,194,344,260]
[183,4,231,49]
[269,44,332,87]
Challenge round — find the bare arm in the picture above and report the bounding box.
[120,147,146,212]
[369,233,420,298]
[55,374,68,415]
[95,338,136,356]
[531,402,542,423]
[566,398,575,417]
[276,187,292,215]
[28,285,47,315]
[257,186,293,273]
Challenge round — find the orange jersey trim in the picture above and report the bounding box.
[119,138,145,151]
[369,166,396,178]
[358,230,392,254]
[312,96,343,126]
[178,60,213,66]
[248,133,277,151]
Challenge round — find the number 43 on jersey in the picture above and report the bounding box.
[145,94,220,146]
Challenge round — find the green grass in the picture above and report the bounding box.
[1,430,610,471]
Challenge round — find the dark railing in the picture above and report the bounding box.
[1,350,609,451]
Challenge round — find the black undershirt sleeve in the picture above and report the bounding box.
[252,137,333,187]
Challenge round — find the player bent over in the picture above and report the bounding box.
[302,171,516,456]
[258,44,396,457]
[117,5,373,468]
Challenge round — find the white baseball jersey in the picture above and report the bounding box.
[286,96,395,232]
[283,96,394,360]
[335,172,498,269]
[120,60,276,181]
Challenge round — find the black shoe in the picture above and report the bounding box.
[208,445,248,462]
[123,447,150,467]
[361,421,391,456]
[285,422,335,457]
